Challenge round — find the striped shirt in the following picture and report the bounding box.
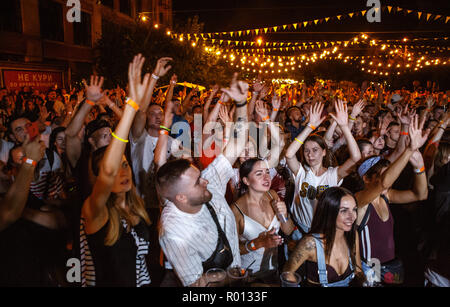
[159,154,241,286]
[80,218,151,287]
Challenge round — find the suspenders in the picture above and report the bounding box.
[311,234,354,287]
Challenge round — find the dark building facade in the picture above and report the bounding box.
[0,0,172,91]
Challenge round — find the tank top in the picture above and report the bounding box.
[233,203,280,274]
[358,194,395,264]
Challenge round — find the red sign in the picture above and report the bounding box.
[2,69,63,91]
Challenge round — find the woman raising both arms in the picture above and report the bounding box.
[80,54,172,286]
[285,100,361,235]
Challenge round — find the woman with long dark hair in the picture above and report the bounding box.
[283,187,366,287]
[285,100,361,234]
[231,158,295,278]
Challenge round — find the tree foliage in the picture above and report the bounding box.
[94,22,234,89]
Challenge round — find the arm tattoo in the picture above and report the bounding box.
[289,237,316,267]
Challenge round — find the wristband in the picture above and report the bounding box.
[245,240,257,252]
[86,99,95,106]
[235,101,247,108]
[438,126,445,131]
[170,81,177,85]
[273,108,279,112]
[22,157,37,167]
[218,100,225,105]
[111,130,128,143]
[160,125,171,132]
[151,74,160,80]
[400,131,409,136]
[126,98,139,111]
[414,166,425,174]
[348,115,356,121]
[159,130,169,135]
[308,124,316,130]
[294,138,304,145]
[262,116,270,121]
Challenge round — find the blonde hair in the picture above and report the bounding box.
[104,185,151,246]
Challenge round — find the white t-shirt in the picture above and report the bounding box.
[159,154,241,286]
[290,165,342,231]
[130,130,181,208]
[0,139,14,164]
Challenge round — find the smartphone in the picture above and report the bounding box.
[26,121,39,141]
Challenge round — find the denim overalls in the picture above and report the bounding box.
[312,234,355,287]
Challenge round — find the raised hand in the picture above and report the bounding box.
[218,105,231,124]
[351,99,366,118]
[396,105,415,125]
[170,74,178,85]
[409,150,425,169]
[255,100,269,119]
[259,85,270,100]
[23,134,45,163]
[82,75,104,102]
[153,57,173,78]
[409,115,430,151]
[77,90,85,103]
[426,95,435,110]
[272,94,281,110]
[128,53,153,109]
[221,73,249,104]
[211,84,219,94]
[330,100,349,127]
[308,102,326,128]
[252,78,264,93]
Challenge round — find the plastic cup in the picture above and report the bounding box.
[280,272,301,287]
[206,268,227,287]
[227,266,249,287]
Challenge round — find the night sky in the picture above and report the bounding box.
[172,0,450,42]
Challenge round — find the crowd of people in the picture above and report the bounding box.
[0,54,448,287]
